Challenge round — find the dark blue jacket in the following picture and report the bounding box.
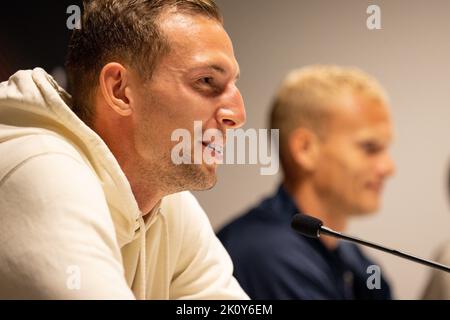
[218,186,392,300]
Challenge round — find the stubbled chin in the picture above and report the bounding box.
[195,173,217,191]
[197,163,218,190]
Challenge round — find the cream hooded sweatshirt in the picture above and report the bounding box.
[0,68,248,300]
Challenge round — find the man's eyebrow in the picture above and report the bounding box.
[209,65,240,80]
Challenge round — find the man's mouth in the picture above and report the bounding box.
[202,141,224,155]
[366,181,383,193]
[201,141,224,163]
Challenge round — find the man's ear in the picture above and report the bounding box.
[287,127,321,172]
[99,62,133,116]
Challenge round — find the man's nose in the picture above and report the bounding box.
[378,152,396,178]
[216,86,246,130]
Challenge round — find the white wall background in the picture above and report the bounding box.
[194,0,450,299]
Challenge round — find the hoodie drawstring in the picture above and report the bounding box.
[138,215,146,300]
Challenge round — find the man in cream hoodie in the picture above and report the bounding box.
[0,0,248,299]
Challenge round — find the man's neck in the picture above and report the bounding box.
[93,115,164,217]
[124,165,165,217]
[283,180,348,250]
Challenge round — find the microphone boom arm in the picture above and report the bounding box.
[320,226,450,274]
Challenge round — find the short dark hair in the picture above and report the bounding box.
[65,0,222,125]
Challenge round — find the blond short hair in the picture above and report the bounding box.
[270,65,389,163]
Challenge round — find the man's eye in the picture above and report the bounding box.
[195,77,222,96]
[194,77,224,96]
[360,142,381,155]
[199,77,214,85]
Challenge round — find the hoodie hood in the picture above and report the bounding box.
[0,68,144,247]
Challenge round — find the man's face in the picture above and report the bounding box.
[131,13,245,194]
[312,93,395,216]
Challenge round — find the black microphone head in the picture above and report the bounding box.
[291,214,323,239]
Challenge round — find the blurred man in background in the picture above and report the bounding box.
[219,65,395,299]
[422,164,450,299]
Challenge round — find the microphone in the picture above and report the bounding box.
[291,214,450,274]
